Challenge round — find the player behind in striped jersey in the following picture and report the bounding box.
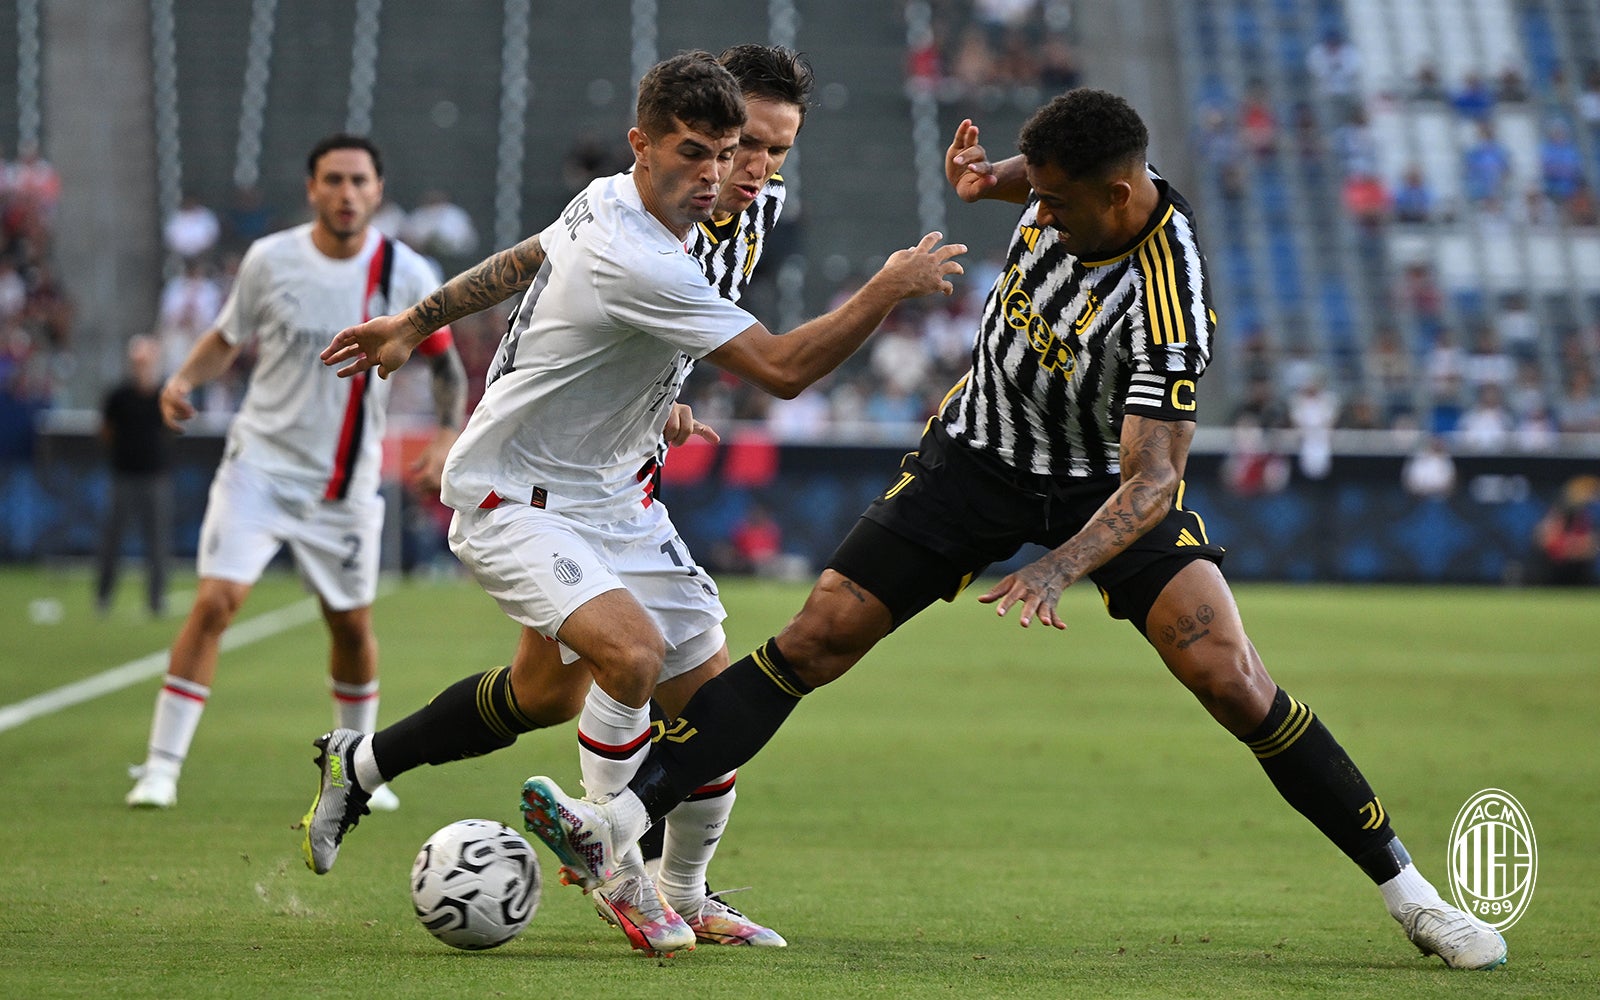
[521,88,1508,971]
[126,134,467,812]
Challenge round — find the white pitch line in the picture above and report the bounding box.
[0,597,321,734]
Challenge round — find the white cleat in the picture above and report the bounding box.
[1399,902,1508,969]
[679,892,787,947]
[592,873,696,956]
[126,764,178,809]
[366,783,400,812]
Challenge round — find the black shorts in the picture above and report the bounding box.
[825,421,1225,633]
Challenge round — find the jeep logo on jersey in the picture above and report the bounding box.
[1447,788,1536,930]
[553,557,583,586]
[998,265,1076,377]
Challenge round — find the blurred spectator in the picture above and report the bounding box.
[1391,165,1436,223]
[1306,29,1362,115]
[1532,477,1599,585]
[1564,179,1599,226]
[1451,72,1496,122]
[1455,383,1514,450]
[1332,107,1378,176]
[162,194,220,261]
[155,257,223,378]
[1496,66,1530,103]
[949,24,1000,99]
[1462,123,1512,205]
[1463,326,1514,389]
[1577,65,1600,132]
[973,0,1038,42]
[1554,368,1600,432]
[1231,374,1290,429]
[1037,33,1080,92]
[1399,261,1446,345]
[1515,403,1560,451]
[1539,120,1585,206]
[1493,291,1541,362]
[1401,435,1457,497]
[1412,62,1446,101]
[563,132,628,193]
[1239,79,1278,159]
[1424,329,1467,398]
[765,389,831,442]
[1341,172,1389,233]
[0,256,25,323]
[1195,106,1244,202]
[1337,393,1384,430]
[7,143,61,222]
[1288,373,1338,479]
[223,184,273,251]
[95,334,173,617]
[1221,414,1289,497]
[21,262,71,350]
[1505,359,1549,418]
[402,190,479,261]
[1367,325,1415,417]
[370,198,407,237]
[869,321,933,397]
[905,22,943,95]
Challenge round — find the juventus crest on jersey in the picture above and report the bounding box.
[941,170,1216,480]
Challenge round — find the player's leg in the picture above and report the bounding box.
[145,475,173,616]
[128,460,276,808]
[1140,559,1506,969]
[93,475,129,615]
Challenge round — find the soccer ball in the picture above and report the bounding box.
[410,819,542,950]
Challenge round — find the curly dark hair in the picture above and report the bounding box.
[307,133,383,178]
[637,51,746,140]
[1018,88,1148,180]
[719,43,816,128]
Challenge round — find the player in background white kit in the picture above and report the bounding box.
[126,134,467,811]
[302,52,963,957]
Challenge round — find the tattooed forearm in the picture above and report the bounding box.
[1048,416,1194,584]
[427,347,467,429]
[408,235,547,337]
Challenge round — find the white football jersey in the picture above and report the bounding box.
[213,224,448,501]
[441,172,756,521]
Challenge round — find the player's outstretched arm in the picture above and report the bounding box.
[321,234,548,378]
[705,231,966,398]
[979,415,1195,628]
[946,119,1031,204]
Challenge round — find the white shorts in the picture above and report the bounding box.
[196,458,384,611]
[448,500,727,681]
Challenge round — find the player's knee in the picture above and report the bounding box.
[1182,640,1273,732]
[589,639,665,707]
[190,585,244,633]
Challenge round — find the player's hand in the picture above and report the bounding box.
[880,232,967,299]
[408,428,457,496]
[321,313,422,379]
[158,376,196,432]
[946,119,999,202]
[662,403,721,447]
[976,558,1072,630]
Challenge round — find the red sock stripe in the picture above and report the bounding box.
[577,727,652,759]
[162,684,207,704]
[686,774,736,800]
[331,690,379,703]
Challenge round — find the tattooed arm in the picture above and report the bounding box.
[407,345,468,495]
[320,234,548,379]
[978,415,1195,628]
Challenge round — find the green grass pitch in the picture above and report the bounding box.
[0,565,1595,998]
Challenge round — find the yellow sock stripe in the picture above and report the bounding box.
[752,642,806,699]
[476,667,516,741]
[1248,697,1313,759]
[1360,798,1387,830]
[497,665,539,731]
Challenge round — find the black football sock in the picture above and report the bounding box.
[637,701,669,863]
[372,666,540,779]
[1242,686,1405,883]
[629,638,811,821]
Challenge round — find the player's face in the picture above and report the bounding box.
[632,120,739,236]
[715,97,803,218]
[1025,160,1123,259]
[307,148,383,241]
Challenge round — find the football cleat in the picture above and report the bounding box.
[125,763,178,809]
[592,873,696,956]
[300,729,371,874]
[1399,902,1508,969]
[519,776,621,892]
[679,891,787,947]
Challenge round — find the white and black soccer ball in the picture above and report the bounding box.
[410,819,541,950]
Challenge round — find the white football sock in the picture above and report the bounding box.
[659,771,737,910]
[332,678,380,732]
[352,735,385,791]
[1379,862,1448,919]
[142,674,209,775]
[577,684,652,876]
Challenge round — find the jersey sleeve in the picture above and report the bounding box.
[212,243,267,347]
[1123,220,1214,422]
[597,246,755,358]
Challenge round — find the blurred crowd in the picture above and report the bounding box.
[0,143,67,424]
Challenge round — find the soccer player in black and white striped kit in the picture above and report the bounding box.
[525,88,1508,971]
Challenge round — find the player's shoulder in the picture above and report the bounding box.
[242,224,310,264]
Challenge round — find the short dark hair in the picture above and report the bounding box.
[636,51,746,140]
[1018,88,1148,181]
[719,43,816,127]
[307,133,383,178]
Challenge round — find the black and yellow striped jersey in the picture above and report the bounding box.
[685,173,786,304]
[940,171,1215,479]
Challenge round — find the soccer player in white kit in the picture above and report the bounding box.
[302,51,964,956]
[125,135,467,811]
